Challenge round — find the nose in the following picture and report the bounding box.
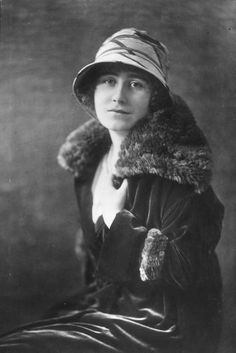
[112,82,127,103]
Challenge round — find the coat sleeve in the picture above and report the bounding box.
[138,196,201,290]
[141,186,224,290]
[97,184,224,290]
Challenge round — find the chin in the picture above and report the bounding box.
[107,123,132,132]
[99,120,130,131]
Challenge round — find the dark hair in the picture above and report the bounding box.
[76,63,173,114]
[149,81,173,112]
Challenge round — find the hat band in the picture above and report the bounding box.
[97,47,163,75]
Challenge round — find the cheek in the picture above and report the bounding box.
[94,88,100,105]
[94,89,104,114]
[94,86,111,107]
[94,89,111,123]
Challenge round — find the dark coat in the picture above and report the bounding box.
[57,95,224,353]
[0,96,224,353]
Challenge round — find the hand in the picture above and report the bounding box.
[102,178,128,228]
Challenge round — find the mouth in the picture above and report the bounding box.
[108,109,130,114]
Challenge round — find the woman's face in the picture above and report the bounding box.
[94,66,152,133]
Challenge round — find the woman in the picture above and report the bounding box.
[0,28,224,353]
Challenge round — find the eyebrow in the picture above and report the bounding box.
[99,70,150,81]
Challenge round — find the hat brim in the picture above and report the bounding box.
[73,53,169,91]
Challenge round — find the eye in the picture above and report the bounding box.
[97,75,116,86]
[129,80,146,89]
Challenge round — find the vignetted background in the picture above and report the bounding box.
[0,0,235,351]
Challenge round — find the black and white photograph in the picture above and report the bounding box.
[0,1,235,352]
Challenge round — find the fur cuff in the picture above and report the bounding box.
[140,228,168,281]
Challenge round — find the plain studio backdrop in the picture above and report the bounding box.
[0,0,235,351]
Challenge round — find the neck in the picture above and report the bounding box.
[108,130,128,156]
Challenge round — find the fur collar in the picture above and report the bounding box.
[58,95,212,193]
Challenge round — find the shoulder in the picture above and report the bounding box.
[128,174,195,202]
[128,174,224,218]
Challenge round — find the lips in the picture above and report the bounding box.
[108,109,130,114]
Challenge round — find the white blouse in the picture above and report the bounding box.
[91,154,108,224]
[91,153,118,228]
